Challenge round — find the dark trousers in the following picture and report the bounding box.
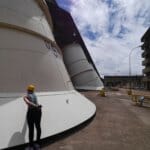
[27,108,42,145]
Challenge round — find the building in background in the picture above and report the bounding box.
[104,75,145,89]
[141,27,150,90]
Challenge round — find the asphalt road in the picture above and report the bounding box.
[42,90,150,150]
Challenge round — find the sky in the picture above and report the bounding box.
[56,0,150,77]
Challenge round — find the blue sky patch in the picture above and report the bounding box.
[83,25,101,40]
[55,0,149,75]
[56,0,71,11]
[116,25,130,39]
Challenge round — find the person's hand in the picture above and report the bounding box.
[38,104,42,108]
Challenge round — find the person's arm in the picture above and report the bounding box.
[23,96,39,107]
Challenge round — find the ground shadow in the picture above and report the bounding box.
[7,119,27,149]
[140,105,150,109]
[132,103,150,110]
[5,112,96,150]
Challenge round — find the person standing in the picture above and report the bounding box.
[24,85,42,149]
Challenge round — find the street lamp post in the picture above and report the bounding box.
[128,45,142,94]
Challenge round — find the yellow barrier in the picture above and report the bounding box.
[127,90,132,95]
[131,95,138,103]
[99,89,105,97]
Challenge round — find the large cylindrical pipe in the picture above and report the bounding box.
[63,43,103,90]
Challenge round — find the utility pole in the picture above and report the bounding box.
[128,45,142,94]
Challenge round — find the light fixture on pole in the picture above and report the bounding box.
[128,44,143,95]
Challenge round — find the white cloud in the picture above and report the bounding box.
[58,0,150,76]
[71,0,109,33]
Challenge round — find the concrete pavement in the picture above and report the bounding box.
[41,90,150,150]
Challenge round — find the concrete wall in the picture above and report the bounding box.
[0,0,74,92]
[0,1,96,149]
[0,0,54,40]
[0,28,74,92]
[63,43,103,90]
